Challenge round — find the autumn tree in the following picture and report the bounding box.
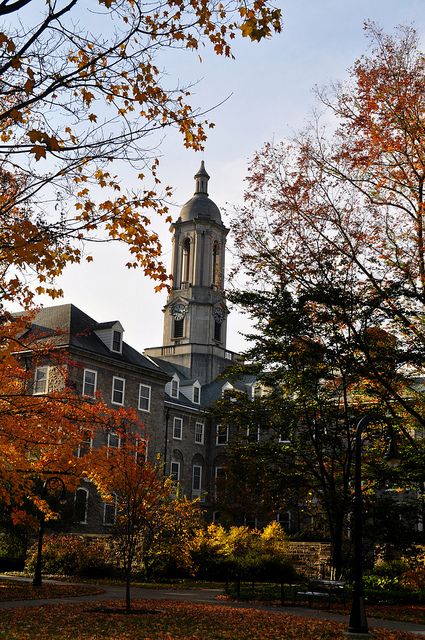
[0,0,282,307]
[0,312,146,537]
[212,284,404,576]
[140,495,203,580]
[88,433,175,612]
[231,22,425,431]
[224,23,424,572]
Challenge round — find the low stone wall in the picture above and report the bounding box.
[285,541,332,579]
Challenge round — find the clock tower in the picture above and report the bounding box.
[145,162,236,384]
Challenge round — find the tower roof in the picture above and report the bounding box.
[179,161,222,223]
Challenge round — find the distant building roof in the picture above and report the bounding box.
[22,304,168,377]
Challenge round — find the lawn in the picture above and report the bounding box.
[0,600,417,640]
[0,579,103,601]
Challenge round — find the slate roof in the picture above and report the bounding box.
[200,375,257,408]
[22,304,168,377]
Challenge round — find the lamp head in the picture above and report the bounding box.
[384,437,401,469]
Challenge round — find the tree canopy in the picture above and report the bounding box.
[0,0,282,307]
[220,23,425,573]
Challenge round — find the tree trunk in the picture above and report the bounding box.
[125,566,131,613]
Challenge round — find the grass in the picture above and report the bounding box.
[0,579,103,601]
[1,576,423,627]
[223,582,425,625]
[0,599,417,640]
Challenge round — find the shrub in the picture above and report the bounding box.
[191,522,296,583]
[25,535,114,577]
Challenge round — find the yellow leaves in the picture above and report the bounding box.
[88,113,97,122]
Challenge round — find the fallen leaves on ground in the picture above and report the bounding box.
[0,600,417,639]
[0,579,103,601]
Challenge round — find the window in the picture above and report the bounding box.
[82,369,97,397]
[173,417,183,440]
[212,242,220,286]
[77,430,92,458]
[174,318,184,338]
[215,467,226,499]
[195,422,204,445]
[34,366,49,394]
[112,376,125,405]
[181,237,191,284]
[170,461,180,483]
[247,425,260,442]
[171,377,179,398]
[135,438,147,465]
[192,465,202,495]
[214,321,221,342]
[108,431,121,449]
[193,386,200,404]
[103,494,117,526]
[112,330,122,353]
[277,511,292,532]
[216,424,228,445]
[74,487,88,524]
[138,384,151,412]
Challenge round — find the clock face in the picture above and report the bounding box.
[213,307,224,324]
[172,303,187,321]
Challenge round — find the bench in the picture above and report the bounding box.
[296,579,346,608]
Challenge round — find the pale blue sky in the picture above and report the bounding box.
[33,0,425,355]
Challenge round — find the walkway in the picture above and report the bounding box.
[0,575,424,637]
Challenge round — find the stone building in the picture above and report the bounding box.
[25,303,170,533]
[27,162,251,530]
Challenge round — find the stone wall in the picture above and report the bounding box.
[285,542,332,579]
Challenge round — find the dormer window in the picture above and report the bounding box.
[112,329,122,353]
[193,384,200,404]
[221,382,233,397]
[171,375,179,398]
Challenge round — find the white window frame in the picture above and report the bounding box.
[103,493,118,526]
[173,416,183,440]
[192,464,202,495]
[135,438,148,464]
[111,329,122,353]
[74,487,89,524]
[33,365,49,395]
[194,422,204,445]
[82,368,97,398]
[107,431,121,449]
[247,425,260,442]
[111,376,125,405]
[77,431,93,458]
[216,424,228,446]
[170,460,180,483]
[138,384,151,412]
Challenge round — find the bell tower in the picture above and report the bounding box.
[145,162,234,384]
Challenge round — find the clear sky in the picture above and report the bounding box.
[31,0,425,356]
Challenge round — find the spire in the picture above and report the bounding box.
[194,161,210,195]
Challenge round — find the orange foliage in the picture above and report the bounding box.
[0,312,145,525]
[0,0,282,305]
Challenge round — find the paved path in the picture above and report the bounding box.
[0,575,424,637]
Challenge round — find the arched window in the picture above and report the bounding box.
[74,487,88,524]
[212,242,220,287]
[181,238,191,285]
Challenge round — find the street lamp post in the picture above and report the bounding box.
[33,477,67,587]
[347,415,400,638]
